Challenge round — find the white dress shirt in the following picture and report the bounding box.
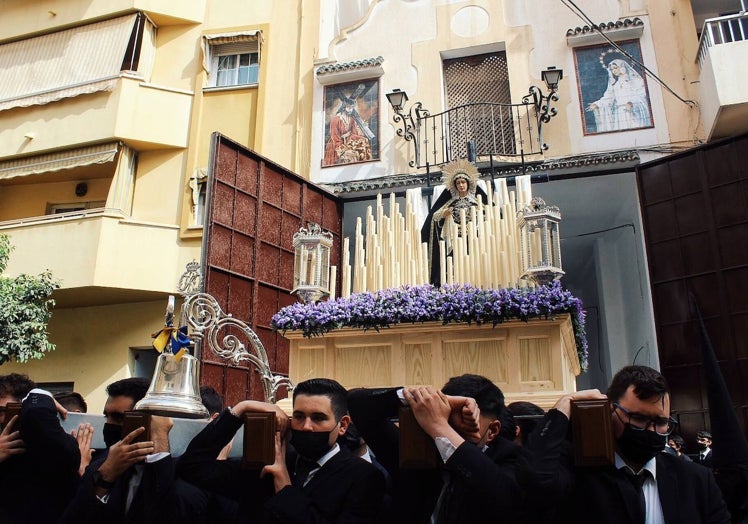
[615,453,665,524]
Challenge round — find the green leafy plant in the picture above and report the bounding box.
[0,234,60,365]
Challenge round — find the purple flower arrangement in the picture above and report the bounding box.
[272,281,588,370]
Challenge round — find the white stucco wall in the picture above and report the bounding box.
[309,0,692,185]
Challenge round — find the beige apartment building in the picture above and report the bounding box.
[0,0,321,410]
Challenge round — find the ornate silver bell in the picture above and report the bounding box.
[135,352,209,419]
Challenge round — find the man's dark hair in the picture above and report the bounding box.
[293,378,348,421]
[200,385,223,415]
[0,373,36,401]
[670,434,685,448]
[441,374,505,419]
[497,406,517,441]
[508,401,546,445]
[106,377,150,404]
[606,365,669,403]
[54,391,88,413]
[697,430,713,440]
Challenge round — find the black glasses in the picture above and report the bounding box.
[613,403,677,436]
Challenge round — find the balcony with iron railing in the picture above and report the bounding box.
[386,68,562,177]
[695,12,748,140]
[406,100,547,173]
[413,101,539,168]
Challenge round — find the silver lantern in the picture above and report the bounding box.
[517,197,564,286]
[292,223,333,303]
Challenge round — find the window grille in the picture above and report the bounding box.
[442,52,516,159]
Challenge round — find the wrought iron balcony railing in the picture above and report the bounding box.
[407,100,547,170]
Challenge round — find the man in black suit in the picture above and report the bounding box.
[0,374,82,524]
[524,365,730,524]
[197,384,239,522]
[60,377,205,524]
[666,434,693,461]
[177,377,385,523]
[695,431,714,468]
[348,374,526,524]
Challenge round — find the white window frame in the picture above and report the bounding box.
[212,47,259,87]
[202,32,263,90]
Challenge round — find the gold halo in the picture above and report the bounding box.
[441,159,479,199]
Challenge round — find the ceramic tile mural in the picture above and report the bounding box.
[574,40,654,135]
[322,79,379,167]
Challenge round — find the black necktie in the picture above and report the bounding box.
[293,457,318,488]
[623,469,649,524]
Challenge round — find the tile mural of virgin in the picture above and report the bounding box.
[574,40,654,135]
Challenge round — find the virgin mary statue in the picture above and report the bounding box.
[420,159,487,287]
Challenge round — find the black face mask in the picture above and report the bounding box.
[290,423,338,461]
[617,424,666,465]
[103,423,123,449]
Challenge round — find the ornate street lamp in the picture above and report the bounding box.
[292,223,333,303]
[517,197,565,286]
[386,88,430,167]
[522,66,564,149]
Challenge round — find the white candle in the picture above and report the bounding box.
[343,237,350,294]
[376,193,383,227]
[420,242,428,284]
[439,240,447,285]
[299,246,307,285]
[329,265,337,300]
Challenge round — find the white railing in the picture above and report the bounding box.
[0,207,126,229]
[697,12,748,68]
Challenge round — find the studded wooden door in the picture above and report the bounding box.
[200,133,343,405]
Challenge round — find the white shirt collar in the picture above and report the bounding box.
[315,442,341,468]
[615,452,657,480]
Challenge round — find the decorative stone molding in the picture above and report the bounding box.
[316,56,384,85]
[323,151,641,196]
[566,17,644,47]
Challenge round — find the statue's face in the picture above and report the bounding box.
[455,178,469,197]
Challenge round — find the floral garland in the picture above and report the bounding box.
[271,281,588,371]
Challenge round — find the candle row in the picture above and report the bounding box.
[340,176,534,297]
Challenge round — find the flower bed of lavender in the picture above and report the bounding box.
[272,281,588,370]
